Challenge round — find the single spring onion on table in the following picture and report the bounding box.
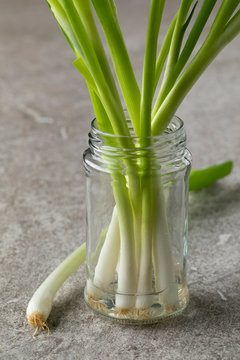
[26,243,86,336]
[28,0,240,328]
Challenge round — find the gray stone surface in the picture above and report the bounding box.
[0,1,240,359]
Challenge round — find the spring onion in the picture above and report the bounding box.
[26,243,86,336]
[28,0,239,330]
[27,162,233,332]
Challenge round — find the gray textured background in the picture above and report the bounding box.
[0,1,240,359]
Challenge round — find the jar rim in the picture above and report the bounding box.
[91,115,185,141]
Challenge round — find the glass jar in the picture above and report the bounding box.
[83,116,191,324]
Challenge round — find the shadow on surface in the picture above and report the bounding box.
[189,182,240,223]
[45,278,240,333]
[47,285,85,330]
[138,281,240,333]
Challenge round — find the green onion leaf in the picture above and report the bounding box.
[189,161,233,191]
[91,0,141,136]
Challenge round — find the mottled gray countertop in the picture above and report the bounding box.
[0,1,240,359]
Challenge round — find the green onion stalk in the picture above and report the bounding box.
[27,0,239,326]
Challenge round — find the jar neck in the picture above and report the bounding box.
[89,116,187,162]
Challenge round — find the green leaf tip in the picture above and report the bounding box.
[189,160,233,191]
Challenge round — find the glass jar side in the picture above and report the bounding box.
[83,117,191,323]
